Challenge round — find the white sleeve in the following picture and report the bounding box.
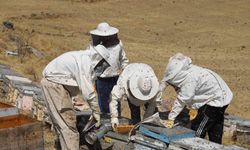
[77,74,99,114]
[159,80,169,92]
[109,83,125,119]
[119,41,129,69]
[168,98,185,120]
[76,61,99,114]
[168,81,196,120]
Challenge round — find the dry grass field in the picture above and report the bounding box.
[0,0,250,149]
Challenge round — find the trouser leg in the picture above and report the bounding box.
[41,78,79,150]
[208,123,224,144]
[128,99,141,125]
[208,105,228,144]
[96,79,105,113]
[144,102,157,113]
[96,76,119,114]
[191,104,228,144]
[191,105,213,138]
[117,101,121,117]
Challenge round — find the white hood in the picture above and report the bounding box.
[165,54,233,120]
[163,53,192,86]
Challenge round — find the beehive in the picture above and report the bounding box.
[0,102,44,150]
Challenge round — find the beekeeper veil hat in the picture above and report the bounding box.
[128,64,159,105]
[90,22,119,36]
[163,53,192,82]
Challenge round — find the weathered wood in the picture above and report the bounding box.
[2,75,42,114]
[172,137,247,150]
[224,114,250,146]
[0,102,19,117]
[0,115,44,150]
[139,124,195,144]
[0,67,21,80]
[225,114,250,127]
[0,105,19,117]
[141,124,195,137]
[0,64,10,69]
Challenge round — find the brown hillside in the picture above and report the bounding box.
[0,0,249,120]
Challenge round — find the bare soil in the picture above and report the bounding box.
[0,0,250,149]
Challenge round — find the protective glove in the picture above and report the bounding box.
[92,112,101,128]
[111,117,119,130]
[160,119,175,128]
[166,119,174,128]
[188,109,198,121]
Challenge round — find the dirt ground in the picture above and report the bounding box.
[0,0,250,149]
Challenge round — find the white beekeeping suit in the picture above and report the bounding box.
[86,41,128,78]
[43,45,113,114]
[99,40,128,77]
[160,53,233,144]
[89,22,129,114]
[161,53,233,121]
[89,22,128,78]
[41,45,114,150]
[109,63,161,127]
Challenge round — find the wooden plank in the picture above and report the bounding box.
[0,102,19,117]
[173,137,224,149]
[224,114,250,145]
[172,137,247,150]
[0,115,44,150]
[223,145,248,150]
[225,114,250,127]
[0,107,18,117]
[139,124,195,143]
[141,124,195,136]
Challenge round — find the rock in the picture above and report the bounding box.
[2,21,14,30]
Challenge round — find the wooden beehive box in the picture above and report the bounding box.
[32,92,46,122]
[0,102,44,150]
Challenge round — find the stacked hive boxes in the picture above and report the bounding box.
[0,102,44,149]
[0,64,49,122]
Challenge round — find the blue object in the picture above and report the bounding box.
[96,76,119,113]
[139,126,195,144]
[139,126,170,143]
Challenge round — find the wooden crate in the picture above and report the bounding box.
[0,102,18,117]
[0,114,44,150]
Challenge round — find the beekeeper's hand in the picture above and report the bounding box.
[93,112,101,127]
[165,119,175,128]
[189,109,198,121]
[111,117,119,130]
[160,119,174,128]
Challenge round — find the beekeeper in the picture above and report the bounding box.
[109,63,161,127]
[41,45,115,150]
[89,22,129,115]
[160,53,233,144]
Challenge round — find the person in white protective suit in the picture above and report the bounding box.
[109,63,161,127]
[41,45,115,150]
[89,22,129,115]
[160,53,233,144]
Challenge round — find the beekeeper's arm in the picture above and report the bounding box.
[119,41,129,70]
[143,90,162,119]
[159,80,169,92]
[76,69,101,127]
[166,81,196,128]
[157,80,169,112]
[109,83,126,128]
